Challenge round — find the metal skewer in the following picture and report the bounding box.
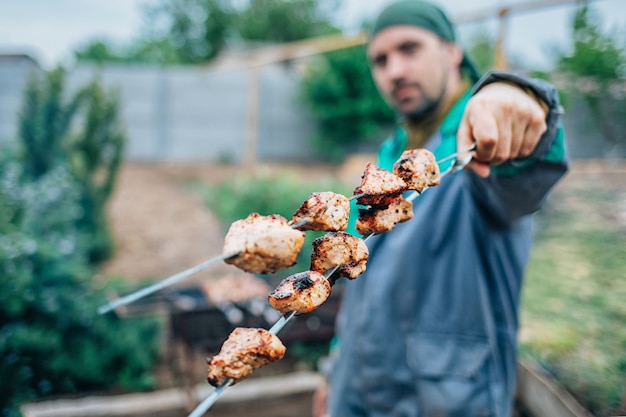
[99,146,475,315]
[97,251,239,314]
[187,378,234,417]
[189,146,478,416]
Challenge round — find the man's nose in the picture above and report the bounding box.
[386,54,407,80]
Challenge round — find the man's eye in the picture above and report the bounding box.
[400,43,419,55]
[373,56,387,67]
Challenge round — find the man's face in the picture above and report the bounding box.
[367,25,461,120]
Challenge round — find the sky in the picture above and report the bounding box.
[1,0,625,70]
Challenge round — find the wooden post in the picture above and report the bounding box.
[244,61,261,171]
[494,8,510,70]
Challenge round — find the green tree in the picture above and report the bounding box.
[556,5,626,155]
[160,0,235,63]
[18,68,125,264]
[18,68,84,180]
[74,40,126,64]
[67,79,125,263]
[236,0,339,42]
[75,37,181,66]
[75,0,340,65]
[299,45,396,161]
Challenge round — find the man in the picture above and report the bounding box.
[321,1,568,416]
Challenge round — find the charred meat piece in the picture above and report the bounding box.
[207,327,286,386]
[393,148,441,192]
[268,271,331,315]
[223,213,305,274]
[356,196,413,236]
[291,191,350,232]
[354,162,408,207]
[310,232,369,280]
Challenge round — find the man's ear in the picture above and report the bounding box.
[448,43,464,67]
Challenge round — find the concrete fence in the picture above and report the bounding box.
[0,54,623,162]
[0,54,316,163]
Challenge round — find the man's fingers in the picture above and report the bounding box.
[470,112,499,163]
[520,117,547,158]
[465,160,491,178]
[457,115,474,151]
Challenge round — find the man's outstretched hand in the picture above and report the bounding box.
[457,82,548,178]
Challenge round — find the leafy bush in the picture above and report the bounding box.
[299,45,396,161]
[0,66,160,416]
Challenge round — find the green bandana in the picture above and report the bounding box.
[369,0,481,82]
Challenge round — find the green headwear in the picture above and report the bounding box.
[369,0,481,82]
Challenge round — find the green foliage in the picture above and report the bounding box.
[299,45,396,161]
[76,0,340,65]
[287,340,330,369]
[67,79,125,264]
[558,6,625,80]
[521,184,626,416]
[74,41,127,64]
[75,37,182,66]
[235,0,339,42]
[19,68,84,180]
[194,171,351,279]
[0,148,160,416]
[464,30,495,74]
[19,67,125,264]
[555,5,626,154]
[162,0,235,63]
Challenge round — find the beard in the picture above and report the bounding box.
[392,69,449,123]
[402,94,441,123]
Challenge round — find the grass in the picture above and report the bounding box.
[520,171,626,416]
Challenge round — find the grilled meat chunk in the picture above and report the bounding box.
[356,196,413,236]
[393,148,441,192]
[310,232,369,280]
[354,162,408,207]
[268,271,331,315]
[223,213,305,274]
[207,327,286,387]
[291,191,350,232]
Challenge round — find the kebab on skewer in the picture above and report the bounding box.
[310,231,369,281]
[208,233,369,383]
[206,327,286,387]
[291,191,350,232]
[393,148,441,192]
[356,195,414,236]
[353,162,408,207]
[352,150,440,235]
[267,270,332,315]
[222,213,305,274]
